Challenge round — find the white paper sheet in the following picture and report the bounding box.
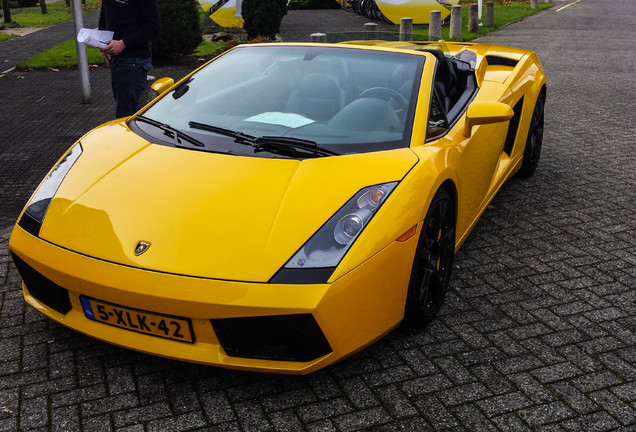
[244,112,315,129]
[77,28,114,49]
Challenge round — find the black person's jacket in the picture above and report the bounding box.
[98,0,160,59]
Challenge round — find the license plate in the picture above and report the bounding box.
[80,296,194,343]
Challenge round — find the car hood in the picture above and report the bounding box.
[39,122,418,282]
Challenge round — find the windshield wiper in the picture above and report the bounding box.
[188,121,256,145]
[253,136,339,157]
[136,115,205,149]
[188,121,339,158]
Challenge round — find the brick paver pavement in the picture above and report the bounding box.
[1,1,635,430]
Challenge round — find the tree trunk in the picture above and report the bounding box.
[2,0,11,24]
[39,0,47,14]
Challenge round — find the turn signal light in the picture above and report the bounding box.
[396,225,417,242]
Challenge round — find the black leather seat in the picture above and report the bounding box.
[285,73,345,122]
[422,49,458,114]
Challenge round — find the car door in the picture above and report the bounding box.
[449,101,509,237]
[425,84,509,238]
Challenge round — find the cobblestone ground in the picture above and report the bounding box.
[1,0,635,430]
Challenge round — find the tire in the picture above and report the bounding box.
[403,188,455,327]
[517,93,545,177]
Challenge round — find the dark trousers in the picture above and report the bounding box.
[110,57,152,118]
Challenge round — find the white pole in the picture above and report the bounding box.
[72,0,91,103]
[478,0,482,20]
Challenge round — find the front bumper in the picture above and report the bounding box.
[9,224,417,374]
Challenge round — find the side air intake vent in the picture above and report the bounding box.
[503,97,524,155]
[11,252,72,315]
[486,56,519,68]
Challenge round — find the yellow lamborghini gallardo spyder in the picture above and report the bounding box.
[9,40,546,374]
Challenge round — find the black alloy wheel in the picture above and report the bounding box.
[518,92,545,177]
[403,188,455,327]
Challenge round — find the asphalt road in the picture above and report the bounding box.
[1,0,635,430]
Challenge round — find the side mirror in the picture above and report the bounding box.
[463,101,514,137]
[150,77,175,96]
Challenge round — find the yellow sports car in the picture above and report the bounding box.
[9,40,546,374]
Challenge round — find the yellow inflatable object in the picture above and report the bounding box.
[376,0,458,24]
[200,0,244,28]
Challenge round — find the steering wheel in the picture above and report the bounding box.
[358,87,409,121]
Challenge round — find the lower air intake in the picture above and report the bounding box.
[212,314,332,362]
[11,252,72,315]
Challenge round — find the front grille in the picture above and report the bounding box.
[212,314,332,362]
[10,252,72,315]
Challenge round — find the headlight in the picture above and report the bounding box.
[284,182,398,270]
[18,143,82,236]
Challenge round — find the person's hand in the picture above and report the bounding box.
[100,50,111,67]
[101,39,126,57]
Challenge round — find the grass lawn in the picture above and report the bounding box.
[16,39,105,69]
[18,1,100,12]
[16,40,228,69]
[413,1,553,41]
[12,11,73,27]
[0,34,17,42]
[7,1,99,27]
[193,40,228,57]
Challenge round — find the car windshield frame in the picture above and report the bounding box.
[137,44,425,158]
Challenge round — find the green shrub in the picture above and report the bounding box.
[242,0,287,39]
[152,0,202,65]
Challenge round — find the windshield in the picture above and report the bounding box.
[141,45,424,156]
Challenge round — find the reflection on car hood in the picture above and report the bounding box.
[39,122,418,282]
